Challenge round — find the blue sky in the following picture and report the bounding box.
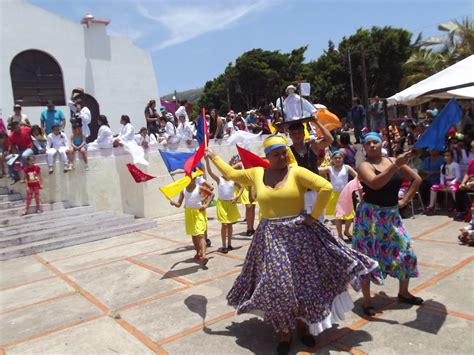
[29,0,473,96]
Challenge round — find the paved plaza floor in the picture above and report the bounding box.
[1,206,473,354]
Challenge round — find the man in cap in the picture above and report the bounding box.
[40,100,65,135]
[277,84,316,122]
[8,104,30,130]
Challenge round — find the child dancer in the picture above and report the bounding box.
[319,150,357,240]
[205,157,242,253]
[229,155,256,236]
[68,125,89,171]
[170,176,215,265]
[22,155,42,215]
[427,150,461,214]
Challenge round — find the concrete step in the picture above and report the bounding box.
[0,201,69,217]
[0,200,24,210]
[0,205,95,227]
[0,210,115,237]
[0,193,22,202]
[0,214,136,248]
[0,187,9,195]
[0,219,157,261]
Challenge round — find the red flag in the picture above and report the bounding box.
[184,142,206,176]
[236,145,270,169]
[127,164,155,183]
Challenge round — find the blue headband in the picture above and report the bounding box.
[264,144,287,155]
[332,150,343,158]
[362,132,382,143]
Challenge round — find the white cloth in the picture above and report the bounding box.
[177,122,194,142]
[118,123,135,142]
[46,132,68,150]
[68,100,91,137]
[184,185,202,209]
[175,106,189,121]
[218,177,235,201]
[281,94,316,121]
[89,125,113,149]
[46,147,68,166]
[196,176,206,186]
[329,165,349,193]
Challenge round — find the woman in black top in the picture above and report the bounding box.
[144,100,159,139]
[353,132,423,316]
[209,109,224,139]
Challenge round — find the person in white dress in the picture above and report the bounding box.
[176,114,195,144]
[158,116,179,145]
[46,125,69,174]
[89,115,113,150]
[114,115,149,166]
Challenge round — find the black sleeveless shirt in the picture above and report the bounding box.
[362,163,402,207]
[290,143,319,174]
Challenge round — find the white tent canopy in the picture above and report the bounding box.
[387,55,474,106]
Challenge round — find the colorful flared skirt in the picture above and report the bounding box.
[227,214,378,335]
[352,202,419,284]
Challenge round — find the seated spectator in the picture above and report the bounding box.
[46,125,70,174]
[175,100,189,122]
[7,121,34,184]
[0,132,9,178]
[114,115,135,147]
[158,116,178,145]
[454,158,474,221]
[67,97,91,139]
[176,114,194,144]
[0,117,6,134]
[233,113,247,131]
[426,150,461,214]
[135,127,156,149]
[30,125,47,154]
[420,150,444,205]
[245,110,261,133]
[68,124,89,171]
[41,101,65,135]
[8,104,30,130]
[144,100,159,140]
[256,112,271,134]
[89,115,114,150]
[209,109,224,139]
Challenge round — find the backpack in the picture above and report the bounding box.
[70,112,82,127]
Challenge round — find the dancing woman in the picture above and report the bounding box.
[206,135,378,355]
[353,132,423,317]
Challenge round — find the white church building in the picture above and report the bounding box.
[0,0,160,138]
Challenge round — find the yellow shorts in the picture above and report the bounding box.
[184,208,207,236]
[216,199,240,224]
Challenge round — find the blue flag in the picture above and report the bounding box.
[414,98,462,151]
[196,108,208,146]
[159,150,203,172]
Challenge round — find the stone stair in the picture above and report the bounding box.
[0,183,156,261]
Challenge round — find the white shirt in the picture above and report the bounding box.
[47,132,69,149]
[329,165,349,193]
[68,100,91,137]
[184,185,202,209]
[119,123,135,142]
[175,106,189,121]
[96,125,113,144]
[177,122,194,141]
[281,94,317,121]
[164,121,176,139]
[218,177,235,200]
[440,162,461,185]
[134,134,150,146]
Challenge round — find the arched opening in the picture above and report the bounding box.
[10,50,65,107]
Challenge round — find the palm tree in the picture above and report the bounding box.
[401,49,450,88]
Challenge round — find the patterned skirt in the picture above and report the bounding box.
[352,202,419,284]
[227,214,378,335]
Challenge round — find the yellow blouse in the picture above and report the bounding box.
[212,156,333,219]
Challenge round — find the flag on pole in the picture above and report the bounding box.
[236,145,270,169]
[127,164,155,183]
[159,170,203,200]
[196,108,209,146]
[414,98,462,151]
[184,142,206,176]
[159,150,202,172]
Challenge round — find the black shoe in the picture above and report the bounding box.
[300,334,316,347]
[246,230,253,236]
[363,306,377,316]
[227,245,234,251]
[398,294,424,305]
[206,239,211,247]
[276,339,292,355]
[453,213,466,222]
[220,247,228,254]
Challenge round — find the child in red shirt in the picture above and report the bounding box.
[22,155,42,215]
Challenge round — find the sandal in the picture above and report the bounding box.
[220,247,228,254]
[227,245,234,251]
[363,306,377,316]
[398,294,424,305]
[20,210,28,216]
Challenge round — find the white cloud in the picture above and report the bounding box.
[135,0,274,51]
[108,27,143,41]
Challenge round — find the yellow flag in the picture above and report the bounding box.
[304,122,310,141]
[268,123,277,134]
[159,170,203,200]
